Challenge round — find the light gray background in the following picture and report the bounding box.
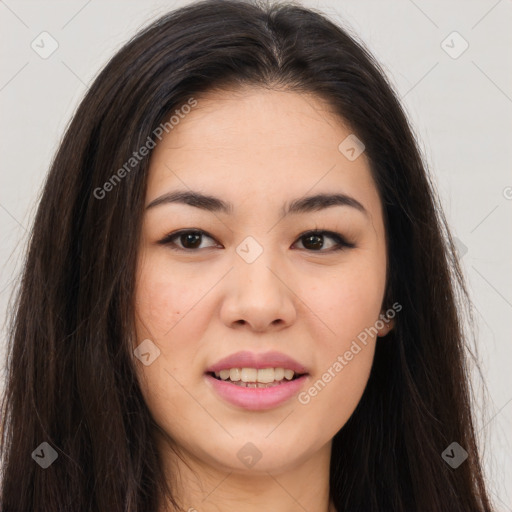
[1,0,511,509]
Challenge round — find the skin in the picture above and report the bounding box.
[133,86,394,512]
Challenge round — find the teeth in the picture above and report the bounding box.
[213,367,299,383]
[283,369,294,380]
[229,368,241,381]
[241,368,258,382]
[256,368,275,383]
[222,380,287,388]
[219,369,230,380]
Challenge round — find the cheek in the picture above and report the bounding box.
[295,253,385,435]
[133,255,208,400]
[296,285,379,443]
[132,249,235,404]
[134,252,211,340]
[133,261,210,445]
[306,252,386,351]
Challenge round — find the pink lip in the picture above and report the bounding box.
[205,350,309,374]
[204,373,309,410]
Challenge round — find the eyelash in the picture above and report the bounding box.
[157,229,355,253]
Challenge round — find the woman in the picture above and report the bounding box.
[0,0,493,510]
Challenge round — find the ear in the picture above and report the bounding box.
[376,312,395,337]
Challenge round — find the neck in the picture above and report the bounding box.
[156,434,334,512]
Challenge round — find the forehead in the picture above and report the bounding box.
[153,87,355,157]
[146,87,381,220]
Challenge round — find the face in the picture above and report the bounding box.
[133,87,393,475]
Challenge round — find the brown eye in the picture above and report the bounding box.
[293,230,354,252]
[178,232,203,249]
[158,230,218,251]
[300,233,325,250]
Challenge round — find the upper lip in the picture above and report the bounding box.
[206,350,309,374]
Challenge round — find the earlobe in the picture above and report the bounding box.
[377,315,394,337]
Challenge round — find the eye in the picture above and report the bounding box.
[292,230,355,252]
[157,229,218,251]
[157,229,355,252]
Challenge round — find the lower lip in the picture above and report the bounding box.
[204,373,309,411]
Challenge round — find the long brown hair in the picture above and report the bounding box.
[0,0,493,510]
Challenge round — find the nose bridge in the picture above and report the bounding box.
[234,234,284,298]
[220,233,296,331]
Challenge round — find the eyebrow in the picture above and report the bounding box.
[146,190,368,217]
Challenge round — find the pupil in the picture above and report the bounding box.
[304,234,322,250]
[182,232,201,249]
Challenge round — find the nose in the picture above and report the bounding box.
[220,255,297,333]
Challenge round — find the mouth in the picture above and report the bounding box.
[204,350,310,410]
[204,367,310,411]
[206,367,307,388]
